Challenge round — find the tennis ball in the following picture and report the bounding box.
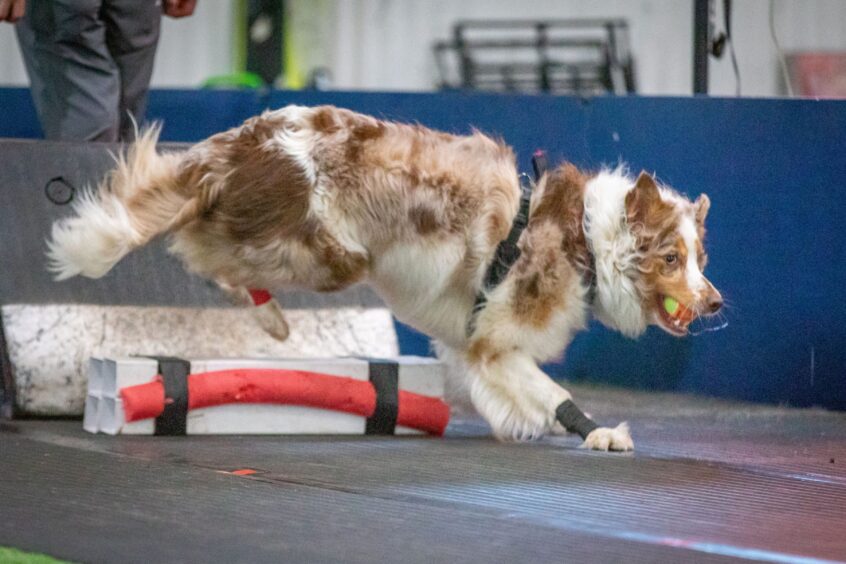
[663,296,679,316]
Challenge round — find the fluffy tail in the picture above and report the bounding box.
[46,124,196,280]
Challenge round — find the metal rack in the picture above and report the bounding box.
[434,19,636,95]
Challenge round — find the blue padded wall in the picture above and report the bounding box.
[2,87,844,409]
[0,87,42,137]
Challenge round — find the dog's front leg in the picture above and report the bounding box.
[466,348,633,450]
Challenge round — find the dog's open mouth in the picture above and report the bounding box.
[657,295,696,336]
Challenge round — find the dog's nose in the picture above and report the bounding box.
[706,295,723,313]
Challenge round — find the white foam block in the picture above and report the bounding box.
[94,357,159,435]
[82,358,103,434]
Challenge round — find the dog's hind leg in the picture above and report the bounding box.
[219,284,290,341]
[247,288,290,341]
[466,346,633,451]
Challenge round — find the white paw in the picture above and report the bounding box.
[582,422,634,452]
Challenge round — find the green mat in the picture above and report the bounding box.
[0,548,71,564]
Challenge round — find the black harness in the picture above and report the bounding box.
[466,152,596,337]
[465,171,534,337]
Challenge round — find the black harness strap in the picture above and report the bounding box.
[465,152,601,337]
[531,150,548,181]
[585,246,598,306]
[466,154,545,337]
[467,186,532,327]
[365,359,399,435]
[146,356,191,436]
[555,399,599,440]
[535,151,598,303]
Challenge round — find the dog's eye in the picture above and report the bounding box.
[665,254,678,265]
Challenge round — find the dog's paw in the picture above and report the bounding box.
[582,422,634,452]
[253,299,290,341]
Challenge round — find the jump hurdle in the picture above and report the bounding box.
[83,356,449,436]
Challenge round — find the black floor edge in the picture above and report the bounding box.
[0,308,15,420]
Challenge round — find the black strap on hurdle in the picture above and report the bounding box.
[365,359,399,435]
[555,399,599,440]
[145,356,191,436]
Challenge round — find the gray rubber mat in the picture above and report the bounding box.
[2,384,844,563]
[0,139,381,309]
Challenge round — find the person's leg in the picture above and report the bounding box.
[100,0,162,141]
[15,0,121,141]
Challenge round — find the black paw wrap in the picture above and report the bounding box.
[555,399,599,440]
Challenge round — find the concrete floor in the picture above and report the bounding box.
[1,384,845,563]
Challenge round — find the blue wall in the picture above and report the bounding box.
[2,87,845,410]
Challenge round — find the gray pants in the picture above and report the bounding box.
[16,0,162,142]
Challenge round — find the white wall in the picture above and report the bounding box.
[320,0,846,97]
[1,0,845,97]
[151,2,236,87]
[0,19,27,84]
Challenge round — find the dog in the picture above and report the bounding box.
[47,105,722,451]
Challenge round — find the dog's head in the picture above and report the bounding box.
[624,171,722,337]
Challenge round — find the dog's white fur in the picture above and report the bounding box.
[584,168,648,338]
[47,105,722,452]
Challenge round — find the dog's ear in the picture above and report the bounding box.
[625,171,661,223]
[694,193,711,225]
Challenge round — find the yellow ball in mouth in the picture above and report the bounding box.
[663,296,680,316]
[661,296,696,327]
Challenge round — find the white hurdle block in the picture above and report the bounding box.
[83,356,447,436]
[83,357,160,435]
